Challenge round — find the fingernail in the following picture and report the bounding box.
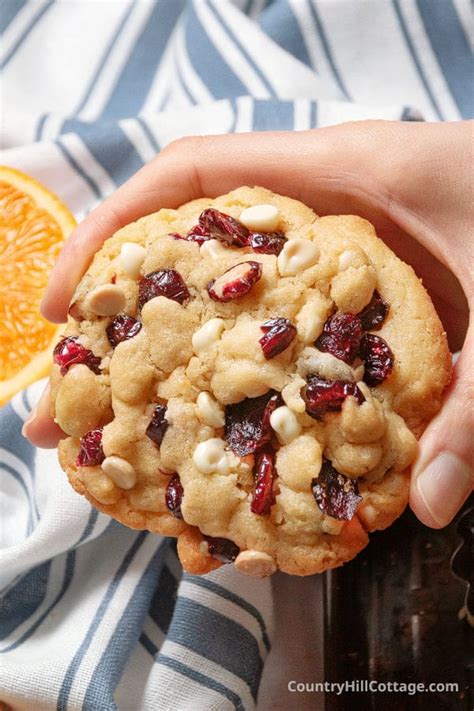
[21,406,38,437]
[416,452,473,526]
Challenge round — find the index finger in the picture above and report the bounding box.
[41,123,468,332]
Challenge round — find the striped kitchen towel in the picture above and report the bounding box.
[0,1,472,709]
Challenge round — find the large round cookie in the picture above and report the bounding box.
[51,186,451,577]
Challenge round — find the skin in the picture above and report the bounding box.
[23,120,473,528]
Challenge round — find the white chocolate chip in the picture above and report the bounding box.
[281,375,307,413]
[297,347,356,382]
[321,517,345,535]
[119,242,147,279]
[234,550,277,577]
[101,455,136,490]
[192,318,225,354]
[86,284,126,316]
[270,406,302,444]
[295,293,331,344]
[358,503,378,527]
[200,239,228,259]
[193,438,230,474]
[277,239,319,276]
[337,245,369,270]
[239,204,280,232]
[196,391,225,428]
[338,249,359,271]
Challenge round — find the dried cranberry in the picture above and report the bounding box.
[259,318,297,359]
[165,473,183,518]
[185,224,211,245]
[225,390,283,456]
[312,459,362,521]
[53,336,101,375]
[204,535,240,563]
[251,447,276,515]
[146,405,169,446]
[138,269,190,309]
[76,427,105,467]
[249,231,286,255]
[106,315,142,347]
[207,261,262,302]
[358,290,389,331]
[359,333,394,386]
[111,274,116,284]
[303,375,365,419]
[198,208,250,247]
[315,312,363,364]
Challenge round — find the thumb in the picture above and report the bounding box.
[410,324,474,528]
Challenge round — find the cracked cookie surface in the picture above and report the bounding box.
[52,186,451,576]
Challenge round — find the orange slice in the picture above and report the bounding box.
[0,166,76,405]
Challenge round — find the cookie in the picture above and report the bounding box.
[51,186,451,577]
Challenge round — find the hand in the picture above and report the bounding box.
[24,120,473,528]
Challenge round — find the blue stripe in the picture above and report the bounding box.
[136,117,160,154]
[416,0,473,118]
[0,561,51,639]
[76,508,99,545]
[228,97,238,133]
[139,630,158,657]
[74,1,136,115]
[258,0,313,69]
[184,3,247,100]
[157,87,171,112]
[208,0,277,97]
[0,0,54,68]
[21,389,32,417]
[140,636,245,711]
[0,402,36,474]
[35,113,48,142]
[83,541,168,710]
[167,597,263,699]
[308,0,350,100]
[401,106,424,121]
[309,100,318,127]
[0,508,98,654]
[175,54,198,105]
[148,563,179,634]
[1,445,35,484]
[57,531,148,711]
[243,0,254,15]
[158,654,246,710]
[252,98,294,130]
[185,574,270,651]
[56,138,103,199]
[102,0,186,118]
[0,0,27,34]
[1,551,75,653]
[62,119,144,187]
[391,0,444,120]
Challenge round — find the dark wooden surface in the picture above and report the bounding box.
[323,497,474,711]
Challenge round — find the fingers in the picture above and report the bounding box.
[42,122,471,329]
[22,384,65,448]
[410,325,474,528]
[42,126,362,322]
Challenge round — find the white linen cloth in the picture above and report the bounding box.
[0,1,471,709]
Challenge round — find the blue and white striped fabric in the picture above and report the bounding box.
[0,1,472,709]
